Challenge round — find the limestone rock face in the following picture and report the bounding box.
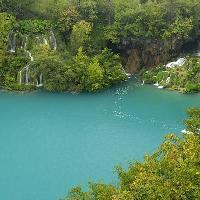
[126,49,141,74]
[124,40,171,74]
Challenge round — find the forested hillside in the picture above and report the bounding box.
[0,0,200,92]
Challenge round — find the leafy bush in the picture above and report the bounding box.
[141,57,200,93]
[185,82,200,93]
[85,57,104,91]
[184,107,200,134]
[18,19,51,34]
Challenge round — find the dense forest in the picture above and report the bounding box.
[0,0,200,92]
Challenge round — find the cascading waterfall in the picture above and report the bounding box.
[196,52,200,56]
[49,30,57,50]
[121,65,132,78]
[19,36,33,85]
[19,66,29,85]
[39,74,43,86]
[37,73,43,87]
[19,46,34,85]
[25,65,29,84]
[195,43,200,56]
[154,82,159,87]
[36,73,43,87]
[19,71,22,85]
[26,51,34,61]
[8,33,16,53]
[166,58,186,68]
[24,36,28,50]
[166,77,170,84]
[10,33,45,87]
[43,38,48,45]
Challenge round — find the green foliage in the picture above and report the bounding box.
[67,47,126,92]
[65,186,89,200]
[31,53,68,92]
[18,19,51,34]
[96,48,127,86]
[57,6,81,33]
[6,81,35,91]
[163,17,193,40]
[0,0,199,93]
[86,58,104,91]
[184,107,200,135]
[0,54,28,87]
[70,20,92,54]
[28,47,126,92]
[104,0,198,49]
[0,0,34,18]
[65,129,200,200]
[141,57,200,93]
[0,12,15,45]
[77,0,97,23]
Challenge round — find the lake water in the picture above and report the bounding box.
[0,79,199,200]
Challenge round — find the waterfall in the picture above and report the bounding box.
[24,36,28,50]
[141,80,144,85]
[154,82,159,87]
[18,35,34,85]
[49,30,57,50]
[166,58,186,68]
[18,34,45,86]
[18,50,33,85]
[121,65,132,78]
[8,33,16,53]
[25,65,29,84]
[166,77,170,84]
[39,74,43,85]
[154,81,163,89]
[19,66,29,85]
[43,38,48,45]
[19,71,22,85]
[26,51,34,61]
[38,73,43,87]
[36,73,43,87]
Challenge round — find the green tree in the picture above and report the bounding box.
[36,56,67,91]
[97,48,127,86]
[70,20,92,54]
[0,12,15,50]
[0,12,15,73]
[0,0,34,18]
[184,107,200,135]
[86,57,104,91]
[71,47,89,88]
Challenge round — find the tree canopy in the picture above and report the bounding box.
[0,0,199,92]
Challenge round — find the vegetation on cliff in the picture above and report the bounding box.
[140,56,200,93]
[62,108,200,200]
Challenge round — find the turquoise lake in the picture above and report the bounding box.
[0,79,200,200]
